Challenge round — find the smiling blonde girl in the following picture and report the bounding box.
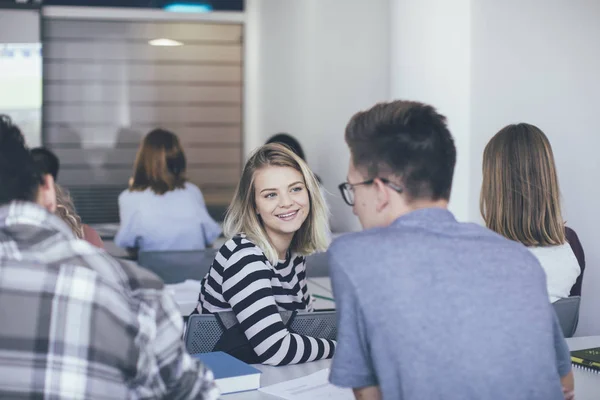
[194,144,334,365]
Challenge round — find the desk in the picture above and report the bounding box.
[89,223,120,240]
[223,359,331,400]
[221,336,600,399]
[566,336,600,400]
[166,279,333,316]
[103,240,133,260]
[307,278,335,310]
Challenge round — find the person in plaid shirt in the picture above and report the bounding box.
[0,115,219,399]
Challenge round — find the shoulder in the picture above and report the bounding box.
[218,235,267,262]
[82,224,104,249]
[528,243,578,263]
[565,226,578,240]
[119,187,146,203]
[54,240,164,293]
[184,181,200,191]
[565,225,585,267]
[327,229,384,274]
[183,182,202,196]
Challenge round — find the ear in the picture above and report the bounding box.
[374,178,390,212]
[37,174,57,213]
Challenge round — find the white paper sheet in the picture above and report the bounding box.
[258,369,354,399]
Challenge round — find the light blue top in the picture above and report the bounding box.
[115,182,222,252]
[328,207,571,400]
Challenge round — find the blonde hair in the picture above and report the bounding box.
[54,184,85,239]
[480,123,565,246]
[224,143,330,264]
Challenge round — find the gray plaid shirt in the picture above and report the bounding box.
[0,202,219,399]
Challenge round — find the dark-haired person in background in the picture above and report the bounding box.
[31,147,60,179]
[115,128,222,252]
[0,115,218,399]
[328,101,574,400]
[31,146,104,248]
[267,132,322,183]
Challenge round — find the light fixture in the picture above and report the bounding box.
[164,3,213,13]
[148,38,184,47]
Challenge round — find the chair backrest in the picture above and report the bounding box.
[184,310,337,355]
[185,314,226,354]
[306,252,330,277]
[552,296,580,338]
[288,310,337,339]
[137,249,217,284]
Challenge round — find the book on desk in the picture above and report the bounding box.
[193,352,262,394]
[571,347,600,374]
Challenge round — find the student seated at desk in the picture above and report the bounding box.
[31,147,103,248]
[329,101,573,400]
[55,184,104,248]
[0,116,218,399]
[195,144,336,365]
[480,123,581,303]
[115,129,221,252]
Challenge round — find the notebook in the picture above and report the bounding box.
[571,347,600,373]
[193,352,262,394]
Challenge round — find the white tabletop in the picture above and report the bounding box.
[167,278,334,316]
[307,278,335,310]
[221,336,600,399]
[566,336,600,400]
[223,359,332,399]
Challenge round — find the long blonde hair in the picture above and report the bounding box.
[224,143,330,264]
[480,123,565,246]
[55,184,85,239]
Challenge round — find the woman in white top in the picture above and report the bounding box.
[196,143,335,365]
[115,129,221,253]
[480,123,580,302]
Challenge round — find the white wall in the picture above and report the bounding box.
[247,0,600,335]
[470,0,600,336]
[0,9,41,147]
[390,0,472,221]
[245,0,391,232]
[0,9,40,43]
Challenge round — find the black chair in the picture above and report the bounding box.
[553,296,580,338]
[184,310,337,360]
[137,249,217,284]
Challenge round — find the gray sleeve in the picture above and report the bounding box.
[552,309,572,377]
[328,252,377,389]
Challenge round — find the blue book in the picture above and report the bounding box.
[193,352,262,394]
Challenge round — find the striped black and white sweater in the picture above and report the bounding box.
[198,235,336,365]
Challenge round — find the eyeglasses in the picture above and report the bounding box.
[338,178,403,206]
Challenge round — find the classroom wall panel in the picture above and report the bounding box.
[43,18,243,223]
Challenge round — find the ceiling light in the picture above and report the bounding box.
[164,3,213,13]
[148,38,184,47]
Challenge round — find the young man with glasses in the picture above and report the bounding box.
[328,101,574,400]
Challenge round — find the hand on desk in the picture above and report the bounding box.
[561,370,574,400]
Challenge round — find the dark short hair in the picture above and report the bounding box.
[31,147,60,180]
[0,115,44,205]
[130,128,187,195]
[266,133,306,161]
[345,100,456,201]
